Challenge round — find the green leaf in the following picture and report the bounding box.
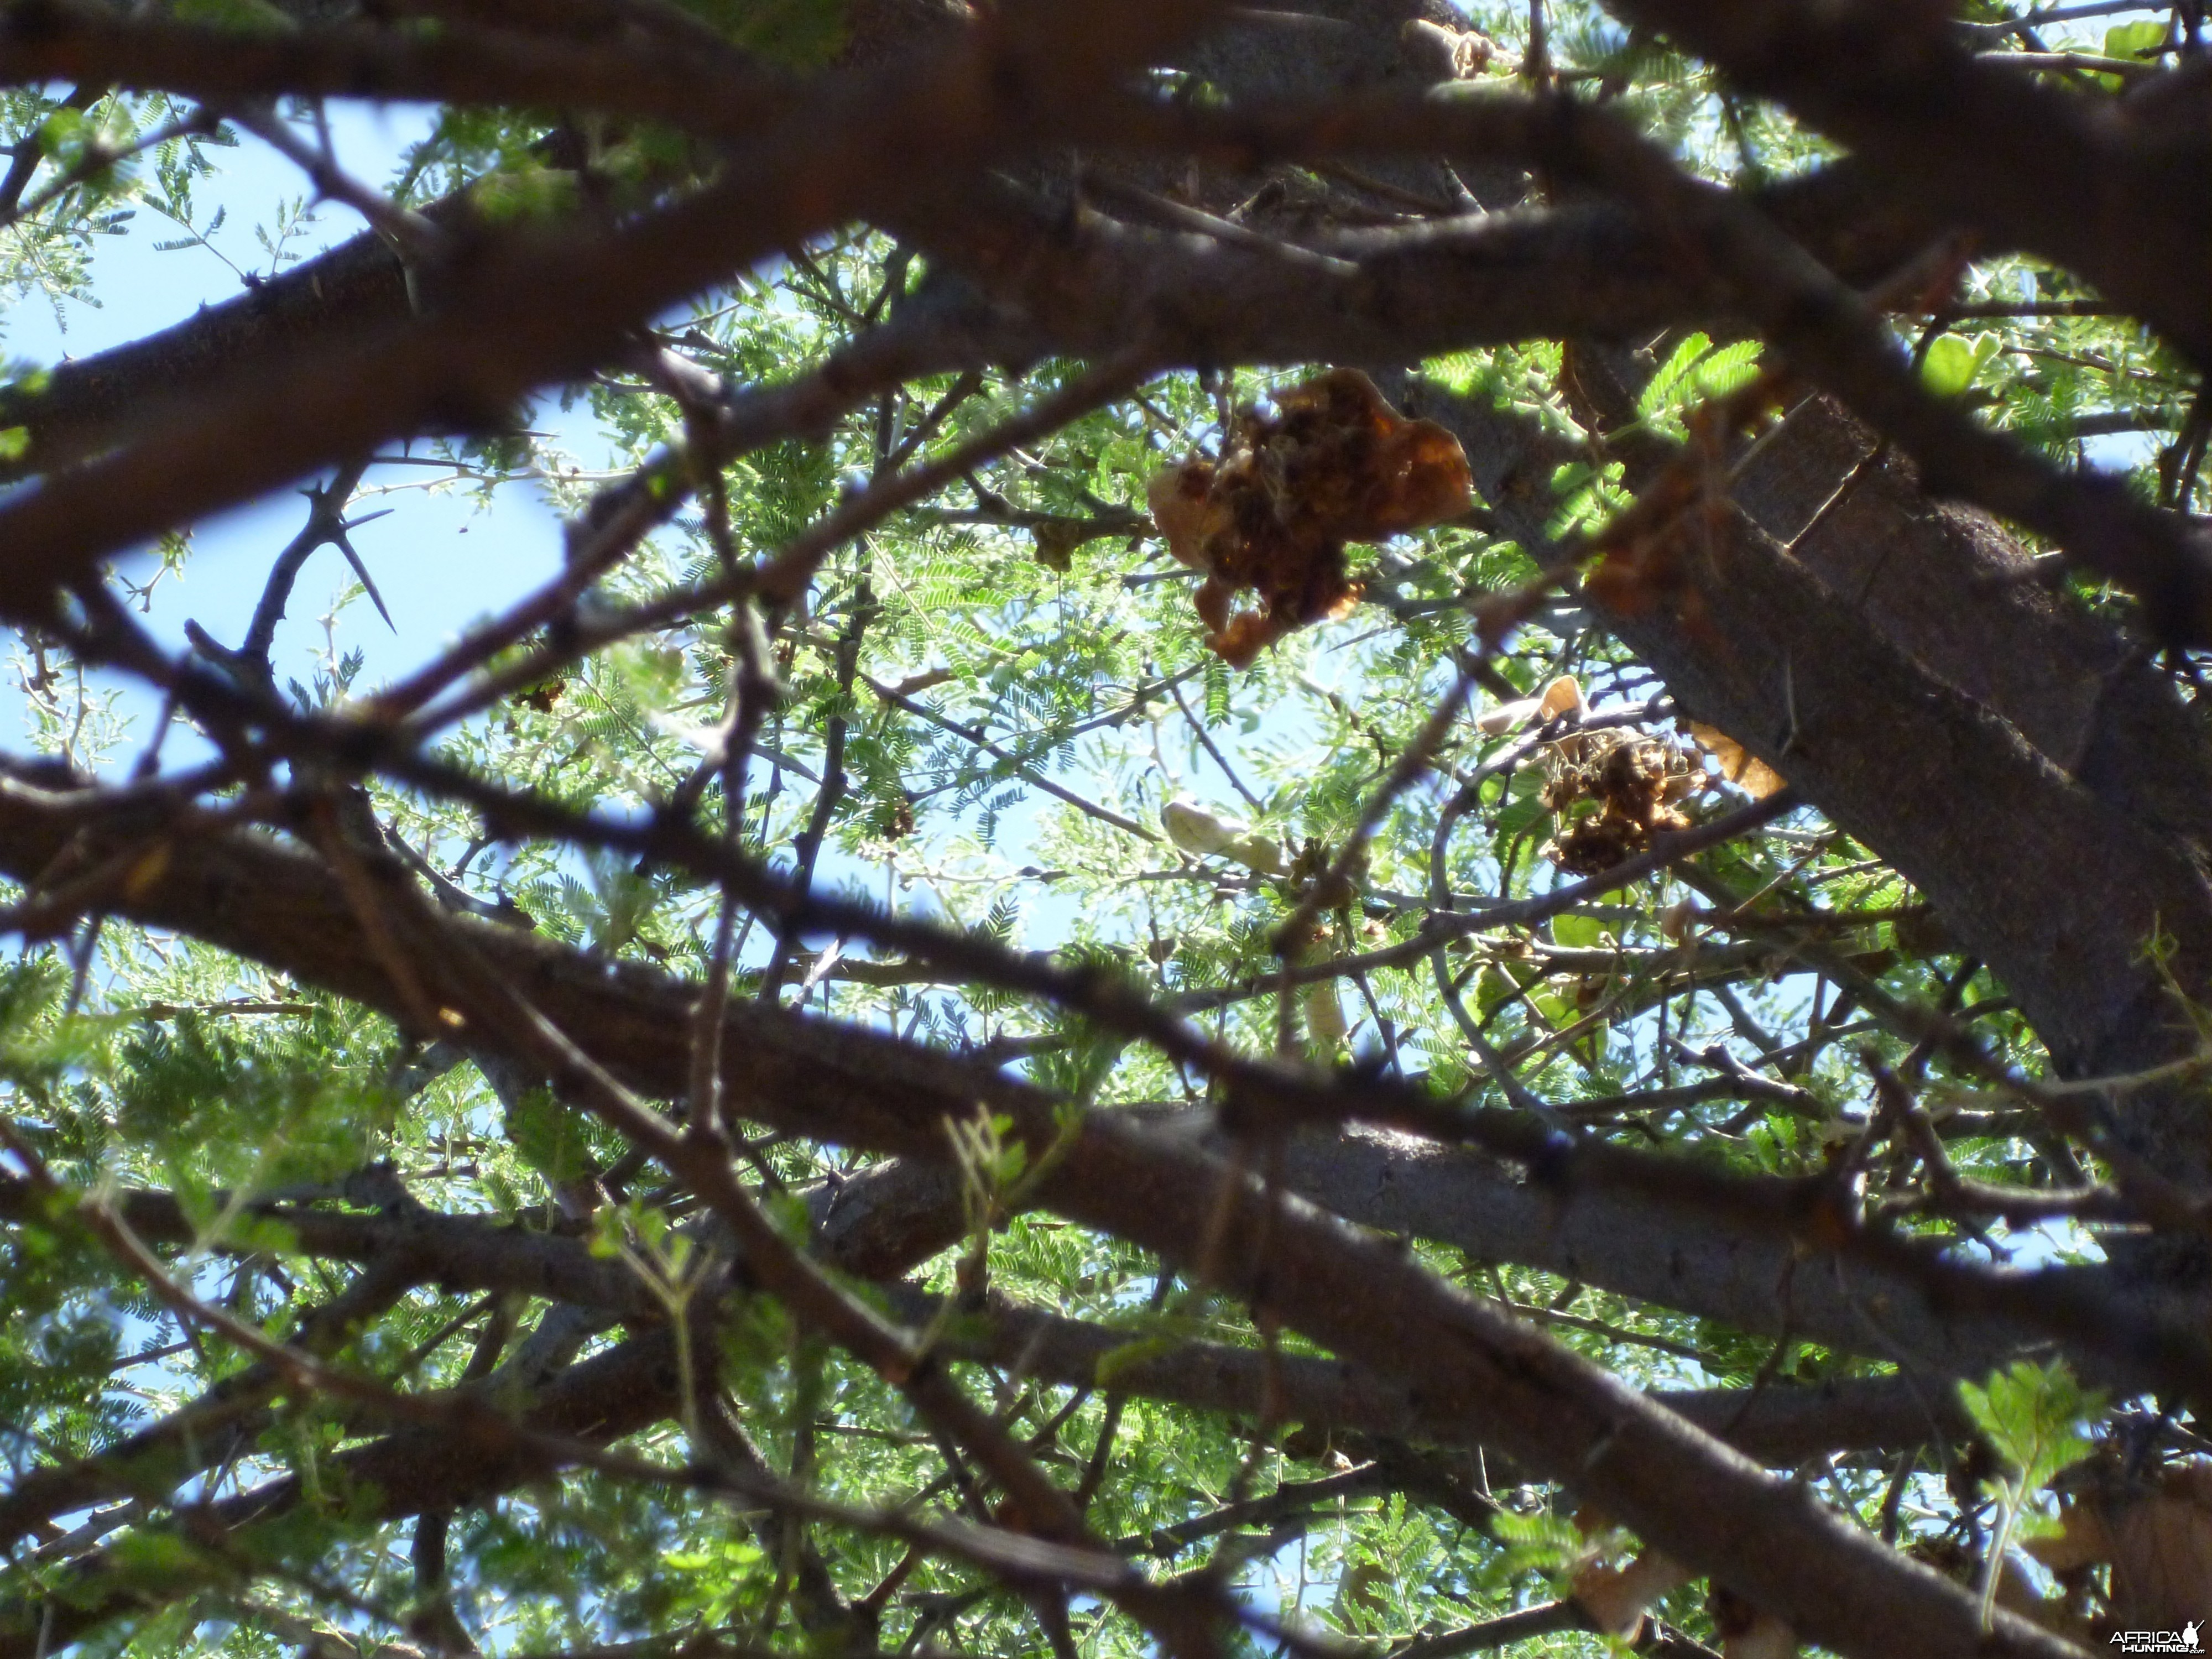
[36,108,85,160]
[105,1530,217,1592]
[508,1086,604,1186]
[1551,913,1605,949]
[1489,1507,1579,1576]
[1692,338,1762,400]
[2104,19,2166,60]
[1921,334,1979,398]
[1528,988,1574,1029]
[1636,331,1713,420]
[220,1212,300,1258]
[1631,332,1761,441]
[1958,1358,2101,1493]
[1958,1358,2103,1626]
[1494,793,1550,839]
[1421,350,1484,396]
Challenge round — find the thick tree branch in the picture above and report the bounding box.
[1407,377,2212,1176]
[0,769,2114,1658]
[0,0,1213,617]
[1595,0,2212,368]
[0,1,790,133]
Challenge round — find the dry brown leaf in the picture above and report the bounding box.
[1478,677,1580,736]
[1687,721,1787,800]
[1145,368,1472,667]
[1572,1550,1691,1640]
[1538,674,1587,722]
[1146,465,1229,571]
[518,675,566,711]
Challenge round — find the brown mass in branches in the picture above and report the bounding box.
[1147,368,1473,667]
[1540,729,1698,875]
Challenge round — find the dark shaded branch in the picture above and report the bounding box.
[0,0,1212,620]
[1595,0,2212,368]
[8,696,2206,1396]
[0,3,792,141]
[1406,373,2212,1178]
[0,769,2106,1657]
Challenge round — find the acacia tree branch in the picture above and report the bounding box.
[0,153,1937,488]
[1390,1601,1581,1658]
[324,846,1259,1659]
[0,632,1984,1307]
[862,671,1161,842]
[0,2,2198,1650]
[0,3,795,140]
[0,0,1217,619]
[10,591,2206,1401]
[0,1167,1999,1651]
[1592,0,2212,368]
[354,290,1047,730]
[886,154,1948,367]
[1030,86,2212,648]
[0,1242,419,1552]
[0,1324,697,1659]
[1405,366,2212,1146]
[382,358,1145,740]
[0,765,2105,1658]
[0,1166,1976,1462]
[0,1152,966,1554]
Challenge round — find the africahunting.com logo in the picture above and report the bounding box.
[2111,1623,2202,1654]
